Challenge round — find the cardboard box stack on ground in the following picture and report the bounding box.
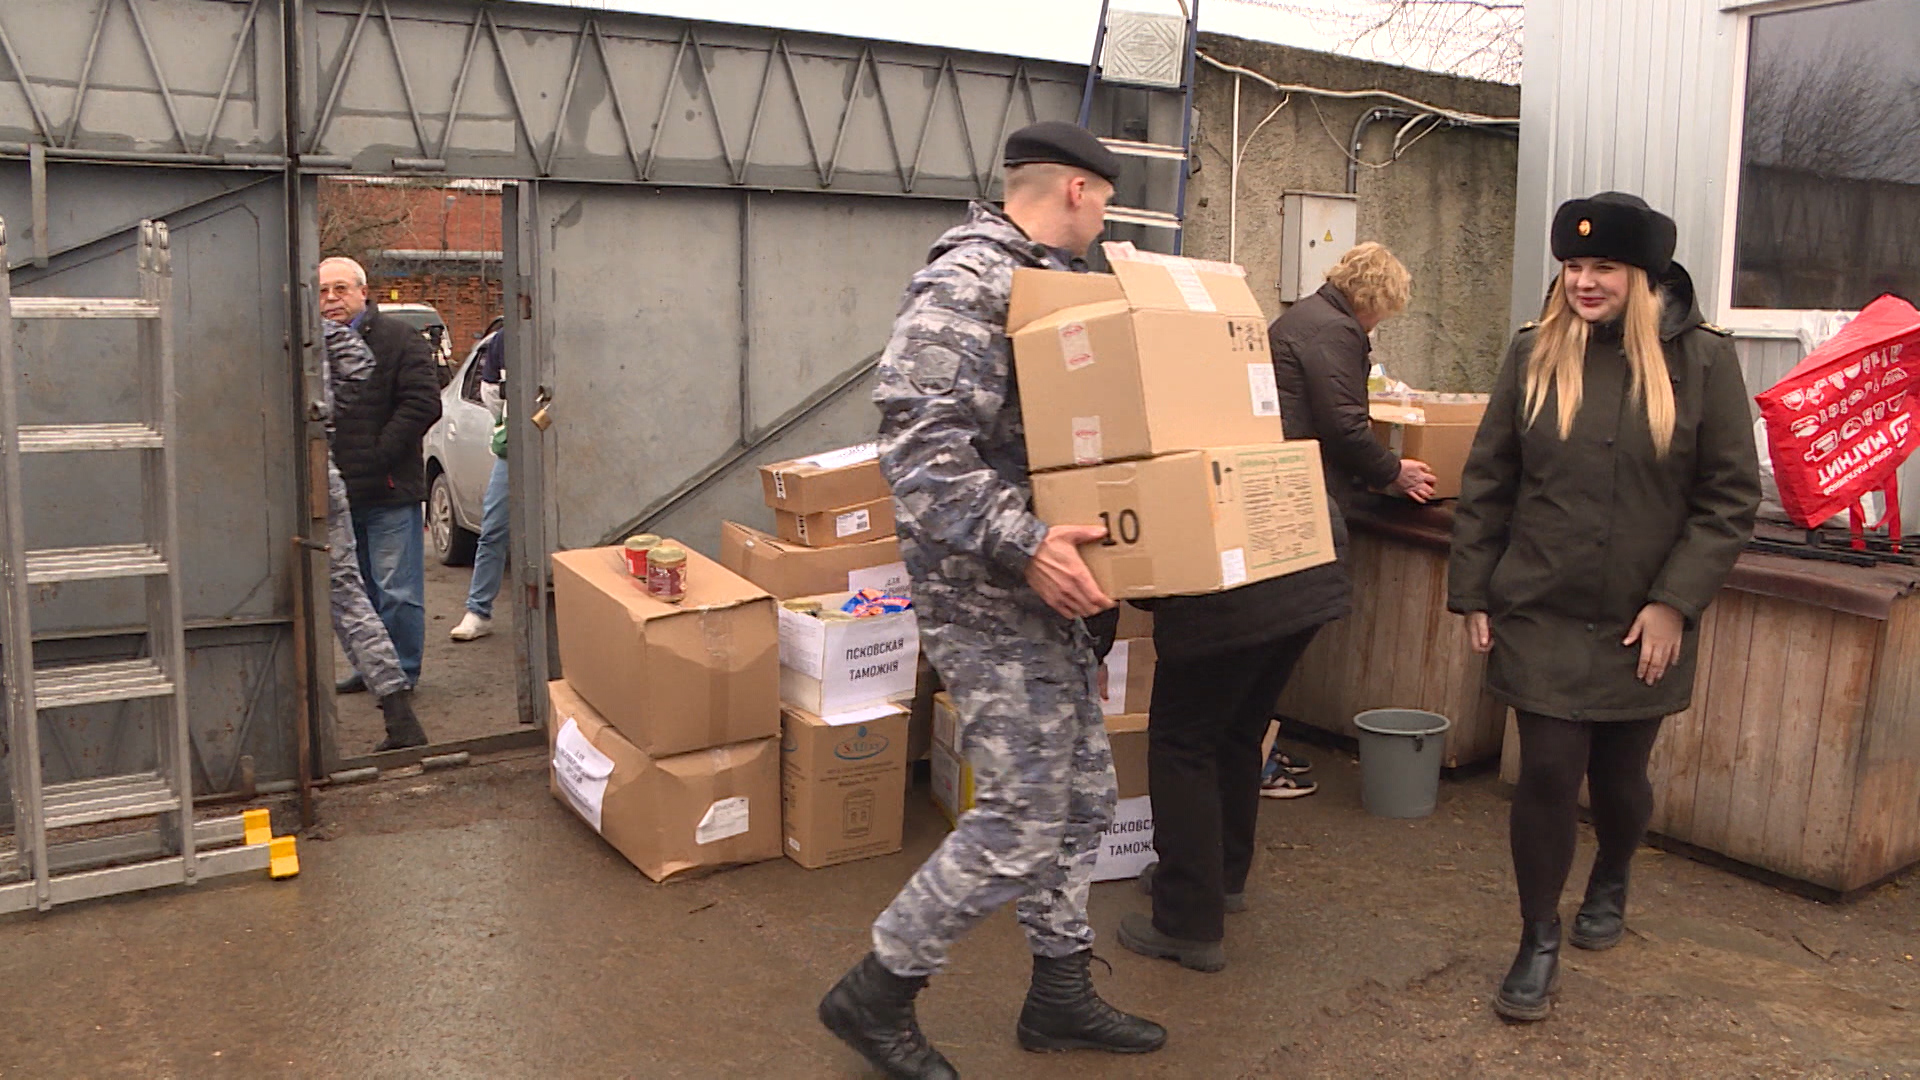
[1012,248,1336,601]
[774,593,920,868]
[547,546,784,880]
[760,444,901,550]
[929,692,1153,883]
[781,703,910,869]
[1369,394,1489,500]
[719,521,904,601]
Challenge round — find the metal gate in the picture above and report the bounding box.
[0,0,1085,786]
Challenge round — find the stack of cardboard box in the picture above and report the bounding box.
[775,588,920,869]
[720,445,905,600]
[1011,249,1338,598]
[548,545,784,881]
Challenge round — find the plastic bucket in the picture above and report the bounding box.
[1353,708,1452,819]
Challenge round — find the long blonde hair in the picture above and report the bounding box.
[1524,266,1675,456]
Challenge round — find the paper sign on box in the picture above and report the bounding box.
[778,593,920,716]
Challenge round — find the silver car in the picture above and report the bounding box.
[422,330,499,565]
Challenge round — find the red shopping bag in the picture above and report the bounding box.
[1754,295,1920,545]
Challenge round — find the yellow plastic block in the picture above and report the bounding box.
[268,835,300,879]
[242,808,273,848]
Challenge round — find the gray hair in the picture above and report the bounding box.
[318,255,368,288]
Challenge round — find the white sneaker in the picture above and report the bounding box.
[450,612,493,642]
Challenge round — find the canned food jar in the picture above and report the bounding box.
[623,533,661,578]
[647,544,688,603]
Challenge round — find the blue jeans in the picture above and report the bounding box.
[465,456,510,619]
[351,501,426,686]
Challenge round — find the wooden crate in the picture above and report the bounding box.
[1277,529,1507,769]
[1498,589,1920,894]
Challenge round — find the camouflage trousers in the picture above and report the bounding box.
[872,612,1117,977]
[327,458,409,699]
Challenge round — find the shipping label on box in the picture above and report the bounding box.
[1010,259,1283,473]
[547,679,782,882]
[1032,442,1336,599]
[780,704,908,869]
[551,546,780,758]
[1091,796,1155,882]
[1098,638,1156,717]
[775,495,896,549]
[760,443,890,514]
[778,593,919,716]
[720,521,902,600]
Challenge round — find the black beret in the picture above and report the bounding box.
[1550,192,1677,276]
[1003,121,1123,183]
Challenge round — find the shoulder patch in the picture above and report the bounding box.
[1697,322,1733,337]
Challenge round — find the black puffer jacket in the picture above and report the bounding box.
[332,303,443,507]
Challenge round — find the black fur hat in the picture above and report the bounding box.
[1549,192,1677,276]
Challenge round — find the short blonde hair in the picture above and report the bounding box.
[1324,242,1411,320]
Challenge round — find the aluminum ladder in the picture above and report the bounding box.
[1077,0,1202,252]
[0,218,280,914]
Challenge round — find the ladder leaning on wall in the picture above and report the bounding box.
[0,216,291,914]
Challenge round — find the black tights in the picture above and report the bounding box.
[1510,712,1663,923]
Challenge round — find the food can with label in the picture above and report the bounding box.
[623,533,661,578]
[647,544,688,603]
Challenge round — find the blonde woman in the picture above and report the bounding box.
[1449,193,1759,1021]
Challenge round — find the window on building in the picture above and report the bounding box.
[1732,0,1920,311]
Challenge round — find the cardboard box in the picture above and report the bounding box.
[780,704,909,869]
[1032,442,1336,599]
[778,593,920,716]
[774,495,896,549]
[1098,638,1155,717]
[1092,796,1155,883]
[930,691,1149,820]
[1369,396,1488,501]
[551,545,780,758]
[760,444,890,515]
[720,521,904,600]
[1115,601,1153,638]
[1009,258,1284,472]
[548,679,781,882]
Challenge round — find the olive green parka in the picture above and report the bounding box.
[1447,264,1762,721]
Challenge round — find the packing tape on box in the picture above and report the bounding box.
[703,611,735,748]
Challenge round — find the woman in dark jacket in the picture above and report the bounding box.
[1114,244,1425,974]
[1449,193,1760,1021]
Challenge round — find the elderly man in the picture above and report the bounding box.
[317,257,441,695]
[817,121,1165,1079]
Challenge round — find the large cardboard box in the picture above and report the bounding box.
[780,704,908,869]
[1105,711,1150,799]
[720,521,904,600]
[1369,396,1488,501]
[551,545,780,758]
[774,495,896,549]
[548,679,781,882]
[760,444,890,515]
[1115,601,1154,638]
[1098,638,1156,717]
[778,593,920,716]
[1009,258,1283,472]
[1032,442,1336,599]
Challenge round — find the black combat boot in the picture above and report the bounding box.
[818,953,957,1079]
[375,689,429,752]
[1016,951,1167,1054]
[1493,918,1563,1022]
[1570,868,1628,951]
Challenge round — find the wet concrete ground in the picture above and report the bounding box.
[2,744,1915,1079]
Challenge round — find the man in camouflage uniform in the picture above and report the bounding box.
[322,319,428,751]
[819,121,1165,1079]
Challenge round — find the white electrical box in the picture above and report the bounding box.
[1278,192,1358,303]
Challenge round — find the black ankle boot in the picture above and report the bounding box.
[1570,870,1628,950]
[1493,919,1562,1022]
[818,953,957,1079]
[375,689,428,752]
[1016,951,1167,1054]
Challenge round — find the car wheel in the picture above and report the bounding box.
[430,471,479,567]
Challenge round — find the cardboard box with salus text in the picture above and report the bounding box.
[1031,442,1335,599]
[780,704,908,869]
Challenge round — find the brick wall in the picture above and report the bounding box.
[368,272,504,358]
[320,178,506,354]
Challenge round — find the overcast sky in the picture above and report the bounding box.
[532,0,1354,65]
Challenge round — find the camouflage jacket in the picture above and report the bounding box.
[320,318,378,435]
[874,201,1076,632]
